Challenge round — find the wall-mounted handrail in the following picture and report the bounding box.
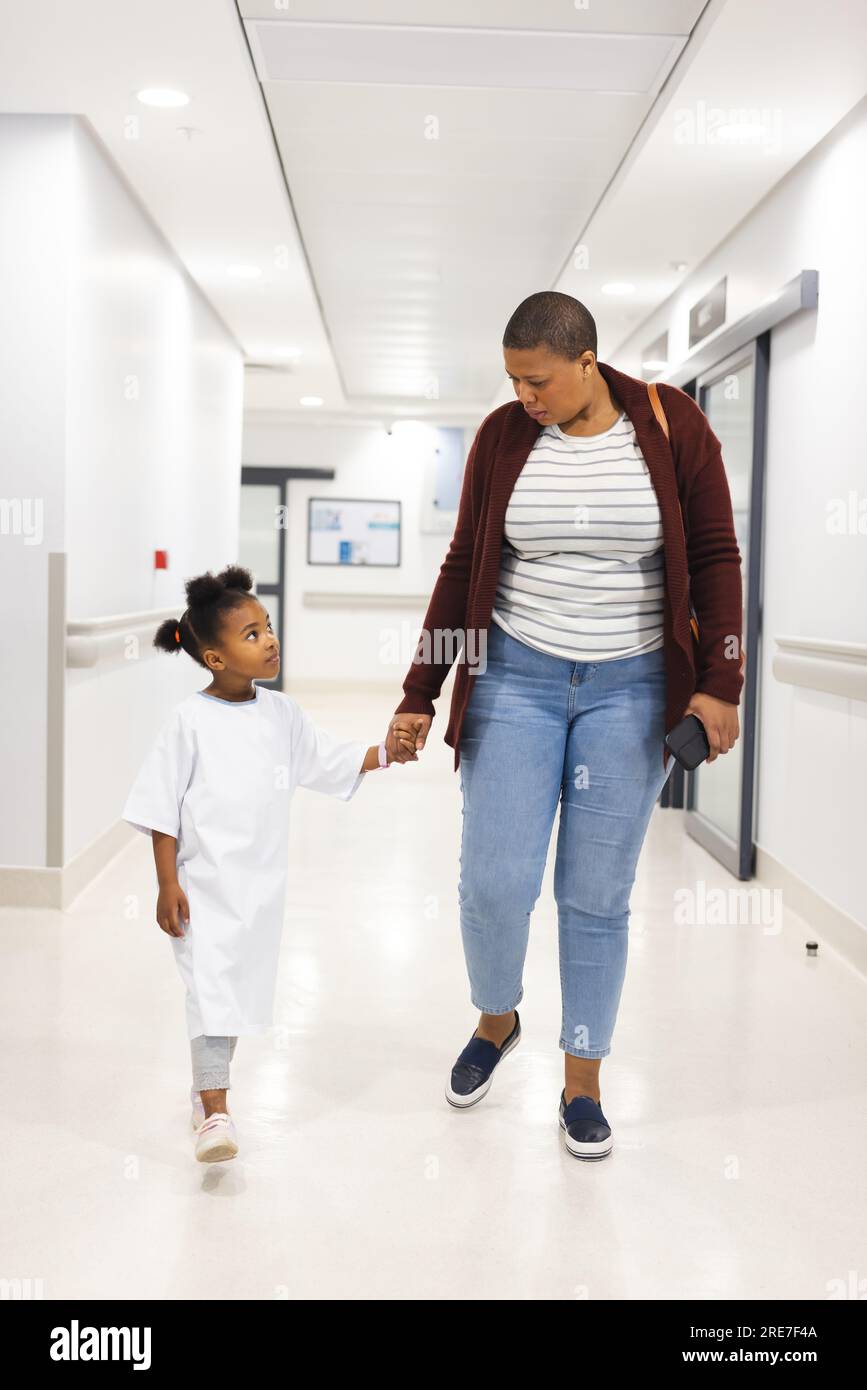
[773,635,867,702]
[67,606,179,668]
[303,592,431,608]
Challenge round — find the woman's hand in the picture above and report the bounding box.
[385,715,432,764]
[682,692,740,764]
[156,882,190,938]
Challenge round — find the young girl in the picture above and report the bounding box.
[122,564,417,1164]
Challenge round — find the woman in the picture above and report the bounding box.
[383,292,743,1161]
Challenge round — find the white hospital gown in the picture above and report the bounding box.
[122,685,367,1039]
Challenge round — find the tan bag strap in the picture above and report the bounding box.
[647,380,669,442]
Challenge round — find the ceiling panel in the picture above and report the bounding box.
[244,6,699,405]
[4,0,859,419]
[251,21,681,93]
[240,1,708,37]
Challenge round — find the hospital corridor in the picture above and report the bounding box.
[0,0,865,1345]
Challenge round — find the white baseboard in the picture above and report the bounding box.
[0,865,63,909]
[755,845,867,977]
[0,820,134,910]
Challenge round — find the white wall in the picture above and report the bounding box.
[63,119,244,864]
[616,95,867,930]
[240,417,470,698]
[0,116,72,867]
[0,114,243,870]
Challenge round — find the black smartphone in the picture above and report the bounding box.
[664,714,710,770]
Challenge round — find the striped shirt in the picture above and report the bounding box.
[491,410,665,661]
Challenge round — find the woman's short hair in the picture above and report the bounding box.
[503,291,598,361]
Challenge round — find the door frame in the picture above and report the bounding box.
[240,465,335,692]
[682,332,770,879]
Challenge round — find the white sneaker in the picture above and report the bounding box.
[194,1112,239,1163]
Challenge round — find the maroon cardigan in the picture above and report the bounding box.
[394,359,745,772]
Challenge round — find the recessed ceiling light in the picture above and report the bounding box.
[299,395,323,408]
[390,419,429,435]
[275,345,302,359]
[601,282,635,296]
[642,359,669,371]
[227,264,262,279]
[670,261,688,273]
[136,88,190,108]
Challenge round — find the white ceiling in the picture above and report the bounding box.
[243,1,698,407]
[536,0,867,407]
[1,0,866,424]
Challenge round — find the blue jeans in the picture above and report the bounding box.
[458,621,674,1059]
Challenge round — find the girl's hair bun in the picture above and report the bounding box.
[184,565,253,607]
[185,572,224,607]
[217,564,254,594]
[153,616,183,654]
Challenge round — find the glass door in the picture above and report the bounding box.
[239,468,287,692]
[685,335,769,878]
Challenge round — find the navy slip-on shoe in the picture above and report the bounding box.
[445,1010,521,1109]
[558,1089,613,1160]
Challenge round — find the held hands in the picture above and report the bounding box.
[682,692,740,764]
[383,699,740,768]
[156,883,190,938]
[384,714,433,765]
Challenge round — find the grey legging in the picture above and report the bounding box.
[191,1034,238,1090]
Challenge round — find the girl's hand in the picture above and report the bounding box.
[156,883,190,938]
[682,693,740,764]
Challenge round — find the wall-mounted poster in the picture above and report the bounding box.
[307,496,401,567]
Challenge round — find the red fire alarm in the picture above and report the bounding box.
[154,550,168,570]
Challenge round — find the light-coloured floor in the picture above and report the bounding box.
[2,690,865,1301]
